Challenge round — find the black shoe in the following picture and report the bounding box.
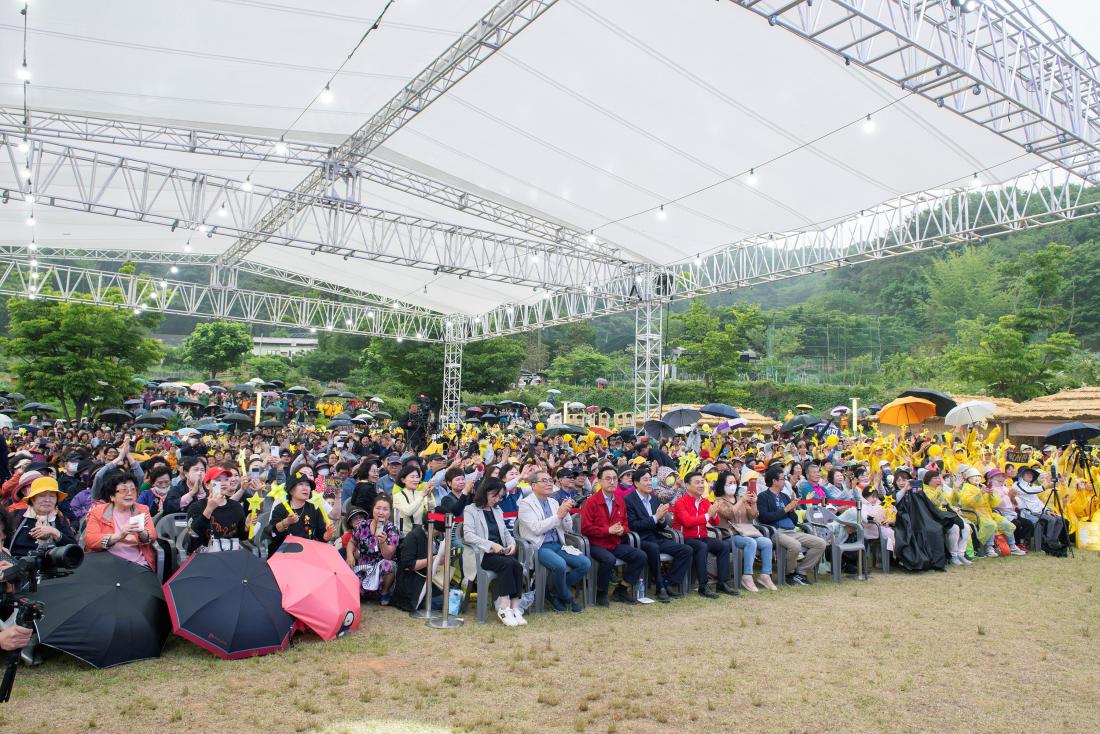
[611,586,639,605]
[785,573,808,586]
[717,582,739,596]
[570,599,583,613]
[667,588,685,599]
[656,586,671,603]
[547,595,567,612]
[595,592,610,607]
[796,573,814,585]
[698,586,720,599]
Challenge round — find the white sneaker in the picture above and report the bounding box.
[950,556,963,566]
[960,555,974,565]
[497,607,518,627]
[513,608,528,625]
[1009,546,1027,556]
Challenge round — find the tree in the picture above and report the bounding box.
[947,315,1078,401]
[1,298,163,421]
[464,338,527,393]
[547,345,614,385]
[921,247,1008,332]
[246,354,297,384]
[668,301,763,392]
[179,321,254,378]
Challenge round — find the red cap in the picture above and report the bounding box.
[699,449,711,459]
[204,466,230,484]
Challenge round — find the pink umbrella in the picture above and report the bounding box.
[267,539,360,641]
[190,382,211,394]
[149,399,167,407]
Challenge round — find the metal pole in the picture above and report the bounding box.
[409,520,435,619]
[429,513,464,628]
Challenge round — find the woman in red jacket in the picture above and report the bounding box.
[672,471,736,598]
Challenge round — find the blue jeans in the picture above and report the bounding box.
[731,534,773,576]
[538,542,591,602]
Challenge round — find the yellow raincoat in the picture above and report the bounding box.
[958,483,1014,545]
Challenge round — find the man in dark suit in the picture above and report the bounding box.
[624,467,691,603]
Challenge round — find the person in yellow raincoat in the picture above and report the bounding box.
[957,467,1026,557]
[1062,478,1099,536]
[922,469,971,565]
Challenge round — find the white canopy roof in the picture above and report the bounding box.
[1,0,1094,316]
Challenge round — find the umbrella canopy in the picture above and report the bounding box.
[662,407,701,428]
[338,391,357,399]
[546,388,562,395]
[465,406,484,415]
[642,419,675,441]
[134,414,166,425]
[98,408,133,424]
[196,424,222,433]
[267,539,360,640]
[232,383,256,394]
[868,403,884,413]
[164,549,295,660]
[209,385,227,393]
[368,396,384,405]
[944,400,997,427]
[373,411,391,419]
[481,413,499,423]
[176,398,202,408]
[877,397,937,426]
[1044,422,1100,448]
[286,386,311,395]
[330,412,352,421]
[780,414,822,434]
[149,399,167,407]
[567,401,586,411]
[22,402,59,413]
[29,553,170,668]
[537,401,555,410]
[177,427,200,436]
[190,382,210,393]
[263,405,287,414]
[328,419,353,428]
[151,408,177,420]
[588,426,613,439]
[463,416,482,424]
[0,414,11,429]
[123,398,144,407]
[700,403,741,419]
[321,389,341,397]
[794,403,814,412]
[542,424,588,438]
[259,419,285,429]
[715,418,748,432]
[898,388,956,417]
[221,412,254,425]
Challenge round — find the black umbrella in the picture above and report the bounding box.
[330,412,352,421]
[134,414,166,424]
[232,383,256,394]
[374,410,391,419]
[1044,422,1100,449]
[132,421,164,431]
[481,413,499,423]
[123,398,144,407]
[98,408,133,424]
[0,408,18,416]
[617,428,638,441]
[221,412,254,426]
[338,391,356,399]
[21,402,59,413]
[196,424,221,433]
[328,419,354,428]
[464,417,483,425]
[209,385,227,393]
[269,380,285,389]
[898,388,956,417]
[259,418,285,429]
[176,398,202,408]
[781,414,822,434]
[151,408,177,420]
[541,424,588,438]
[868,403,884,413]
[662,407,701,428]
[28,553,170,669]
[321,389,341,398]
[205,379,222,386]
[7,392,26,401]
[642,419,674,441]
[164,549,294,660]
[286,386,311,395]
[700,403,741,420]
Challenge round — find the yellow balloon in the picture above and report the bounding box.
[536,422,545,432]
[928,444,943,457]
[825,434,839,448]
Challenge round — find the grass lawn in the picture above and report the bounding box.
[2,552,1099,734]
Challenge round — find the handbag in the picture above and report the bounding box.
[993,533,1010,557]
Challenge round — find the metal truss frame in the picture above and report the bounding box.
[467,165,1100,339]
[0,107,624,261]
[633,293,663,419]
[0,259,447,340]
[441,323,464,425]
[731,0,1100,182]
[0,244,433,307]
[0,136,623,289]
[219,0,561,265]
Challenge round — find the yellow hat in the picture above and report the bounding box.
[630,456,646,466]
[26,476,67,502]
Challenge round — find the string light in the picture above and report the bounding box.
[656,204,667,221]
[694,254,703,266]
[16,62,29,81]
[16,140,28,154]
[217,203,228,218]
[169,265,179,274]
[862,114,876,134]
[746,168,758,187]
[23,193,34,204]
[25,214,35,226]
[319,85,334,104]
[240,177,253,192]
[970,172,982,189]
[273,138,288,156]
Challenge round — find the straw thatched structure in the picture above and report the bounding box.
[1000,386,1100,438]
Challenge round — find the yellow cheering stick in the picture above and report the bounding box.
[266,484,287,506]
[246,494,265,539]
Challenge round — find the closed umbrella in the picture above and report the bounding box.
[898,388,956,417]
[662,407,701,428]
[944,400,997,427]
[267,539,360,641]
[642,419,674,441]
[700,403,741,419]
[164,549,295,660]
[877,397,937,426]
[29,553,170,668]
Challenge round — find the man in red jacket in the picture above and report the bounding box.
[581,464,646,606]
[673,471,737,598]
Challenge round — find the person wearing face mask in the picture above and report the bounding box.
[624,467,691,603]
[136,464,173,516]
[8,477,78,559]
[56,452,85,518]
[185,466,249,553]
[922,470,970,565]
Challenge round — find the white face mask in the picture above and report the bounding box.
[67,461,79,472]
[319,468,329,477]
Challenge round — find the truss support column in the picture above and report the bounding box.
[633,297,663,420]
[442,325,464,426]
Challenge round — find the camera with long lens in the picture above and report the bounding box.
[0,544,83,703]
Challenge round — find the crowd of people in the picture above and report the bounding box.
[0,380,1096,656]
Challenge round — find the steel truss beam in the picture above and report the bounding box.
[0,106,623,261]
[0,136,622,289]
[466,166,1100,339]
[0,244,431,307]
[219,0,560,265]
[441,322,464,425]
[633,288,663,419]
[0,259,447,340]
[731,0,1100,182]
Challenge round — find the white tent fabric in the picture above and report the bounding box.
[0,0,1088,316]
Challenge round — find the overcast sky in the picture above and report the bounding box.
[1042,1,1100,60]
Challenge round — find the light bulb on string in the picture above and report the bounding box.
[656,204,667,221]
[24,193,34,204]
[240,177,253,192]
[319,85,334,104]
[862,114,876,134]
[970,172,982,189]
[217,203,228,218]
[169,265,179,274]
[17,140,29,154]
[25,214,35,226]
[16,62,29,82]
[746,168,758,187]
[27,241,36,251]
[694,254,703,266]
[273,138,289,156]
[19,166,31,180]
[586,232,597,244]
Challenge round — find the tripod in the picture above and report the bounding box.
[1044,441,1098,557]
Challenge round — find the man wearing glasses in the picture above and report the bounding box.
[758,465,826,585]
[517,471,589,612]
